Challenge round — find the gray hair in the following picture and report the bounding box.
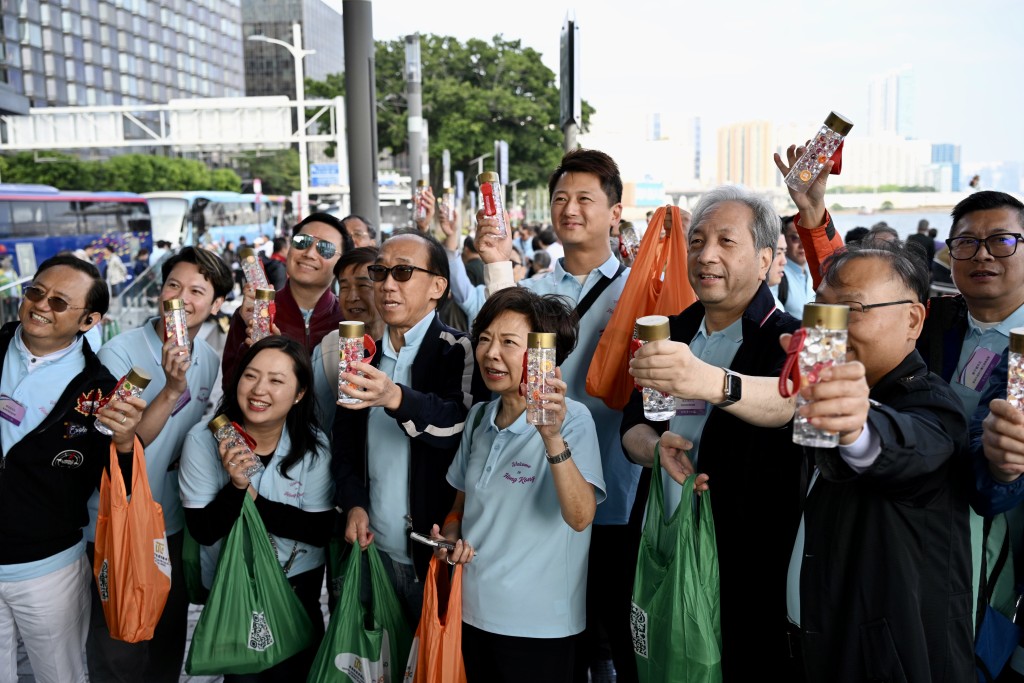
[688,185,779,253]
[821,239,930,303]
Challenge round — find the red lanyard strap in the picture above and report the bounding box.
[779,328,807,398]
[231,421,258,451]
[362,334,377,359]
[518,350,528,397]
[629,338,644,391]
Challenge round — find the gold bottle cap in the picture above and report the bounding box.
[444,188,455,195]
[635,315,671,341]
[162,298,184,311]
[125,367,152,389]
[478,171,499,183]
[802,303,849,330]
[824,111,854,136]
[207,414,231,433]
[239,247,257,261]
[416,179,428,187]
[339,320,365,338]
[527,332,557,349]
[254,288,275,301]
[1010,328,1024,354]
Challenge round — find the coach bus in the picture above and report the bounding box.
[143,191,285,248]
[0,184,152,276]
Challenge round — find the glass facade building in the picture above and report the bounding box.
[1,0,245,110]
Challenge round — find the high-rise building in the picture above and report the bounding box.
[241,0,344,99]
[867,66,915,138]
[717,121,774,189]
[0,0,245,110]
[932,143,962,192]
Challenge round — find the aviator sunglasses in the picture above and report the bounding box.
[291,234,338,260]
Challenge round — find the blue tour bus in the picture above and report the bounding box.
[0,184,152,276]
[143,191,284,248]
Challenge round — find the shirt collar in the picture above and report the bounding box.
[13,326,83,368]
[383,310,435,359]
[966,301,1024,338]
[550,253,622,282]
[484,399,532,435]
[695,315,744,344]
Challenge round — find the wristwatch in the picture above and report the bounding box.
[546,441,572,465]
[713,369,741,408]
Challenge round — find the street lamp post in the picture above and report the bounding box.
[248,23,316,220]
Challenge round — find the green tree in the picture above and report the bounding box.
[233,149,300,195]
[306,34,595,189]
[0,152,241,192]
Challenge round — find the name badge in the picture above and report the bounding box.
[0,394,27,426]
[170,387,192,417]
[958,347,1000,392]
[675,399,708,416]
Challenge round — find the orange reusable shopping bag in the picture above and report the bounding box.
[403,557,466,683]
[93,437,172,642]
[586,205,697,410]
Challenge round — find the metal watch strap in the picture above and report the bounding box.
[546,441,572,464]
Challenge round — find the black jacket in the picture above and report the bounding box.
[331,313,489,579]
[0,322,125,565]
[918,293,969,383]
[800,350,974,683]
[621,282,804,678]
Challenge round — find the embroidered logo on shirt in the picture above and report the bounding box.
[64,422,88,439]
[52,450,84,469]
[75,389,105,416]
[503,460,536,485]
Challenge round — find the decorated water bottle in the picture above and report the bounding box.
[1008,328,1024,411]
[784,111,854,193]
[208,414,264,479]
[793,303,849,447]
[635,315,675,421]
[337,321,365,405]
[239,247,270,289]
[162,298,190,363]
[440,188,456,224]
[250,288,275,343]
[94,367,151,436]
[414,179,429,221]
[478,171,508,238]
[526,332,556,425]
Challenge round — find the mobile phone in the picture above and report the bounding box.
[409,531,456,552]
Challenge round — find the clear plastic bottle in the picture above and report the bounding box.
[635,315,675,421]
[526,332,557,425]
[250,288,275,343]
[478,171,508,238]
[208,414,265,479]
[620,223,641,262]
[337,321,365,405]
[784,111,854,193]
[239,247,270,289]
[414,179,429,222]
[95,367,152,436]
[1008,328,1024,411]
[162,298,190,363]
[440,188,456,225]
[793,303,849,447]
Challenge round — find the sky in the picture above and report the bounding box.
[368,0,1024,165]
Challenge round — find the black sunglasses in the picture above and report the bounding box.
[291,234,338,260]
[23,285,88,313]
[366,264,442,282]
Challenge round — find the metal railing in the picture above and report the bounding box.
[107,255,169,332]
[0,275,31,327]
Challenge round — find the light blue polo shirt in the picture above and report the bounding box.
[88,319,218,540]
[951,303,1024,416]
[662,316,743,520]
[450,253,641,526]
[448,397,605,638]
[311,331,339,431]
[782,260,814,318]
[0,328,89,582]
[368,311,435,565]
[178,423,334,589]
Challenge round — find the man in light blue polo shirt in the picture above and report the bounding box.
[87,247,232,683]
[782,215,814,318]
[446,149,642,683]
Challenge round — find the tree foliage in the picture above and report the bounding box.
[306,34,595,189]
[233,149,300,195]
[0,152,241,193]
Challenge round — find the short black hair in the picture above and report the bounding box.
[161,246,233,300]
[340,214,376,241]
[386,229,450,302]
[472,287,579,366]
[538,228,558,247]
[949,191,1024,239]
[821,239,930,304]
[333,245,378,280]
[548,148,623,205]
[36,254,109,316]
[292,212,354,253]
[844,227,870,244]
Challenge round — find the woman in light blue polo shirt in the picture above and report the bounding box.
[179,336,335,681]
[434,288,606,683]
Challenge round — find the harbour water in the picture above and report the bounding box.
[829,209,956,241]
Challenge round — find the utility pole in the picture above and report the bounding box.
[342,0,380,230]
[405,34,423,191]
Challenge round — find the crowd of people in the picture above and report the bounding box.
[2,141,1024,683]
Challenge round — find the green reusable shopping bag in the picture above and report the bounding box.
[631,458,722,683]
[181,525,208,605]
[309,543,414,683]
[185,495,314,675]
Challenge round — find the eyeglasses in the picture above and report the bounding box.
[291,234,338,260]
[836,299,915,314]
[23,285,88,313]
[366,264,442,283]
[945,233,1024,260]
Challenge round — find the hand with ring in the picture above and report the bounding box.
[217,438,257,490]
[429,523,474,566]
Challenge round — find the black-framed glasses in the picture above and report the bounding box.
[22,285,87,313]
[366,264,442,283]
[945,233,1024,260]
[291,234,338,260]
[837,299,915,314]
